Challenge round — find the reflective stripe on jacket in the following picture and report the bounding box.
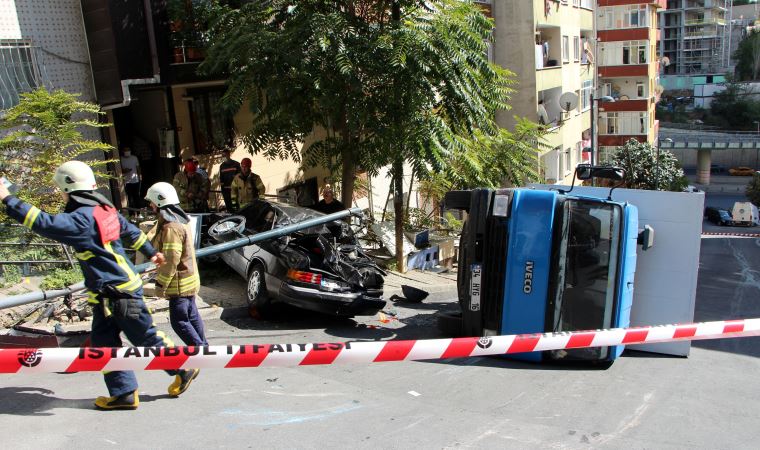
[152,219,200,298]
[230,172,265,208]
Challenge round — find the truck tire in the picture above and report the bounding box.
[444,191,472,211]
[437,311,464,337]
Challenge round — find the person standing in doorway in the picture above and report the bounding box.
[145,182,207,348]
[120,147,142,213]
[218,148,241,212]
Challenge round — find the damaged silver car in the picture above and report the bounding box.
[207,200,386,317]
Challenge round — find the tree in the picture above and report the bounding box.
[201,0,418,207]
[735,29,760,81]
[609,139,685,191]
[201,1,544,271]
[0,88,113,215]
[708,81,760,130]
[747,173,760,207]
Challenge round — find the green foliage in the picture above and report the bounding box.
[609,139,685,191]
[0,265,22,289]
[747,173,760,207]
[201,1,535,194]
[40,267,83,290]
[734,30,760,81]
[709,82,760,130]
[0,88,114,216]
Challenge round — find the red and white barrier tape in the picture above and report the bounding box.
[2,318,760,374]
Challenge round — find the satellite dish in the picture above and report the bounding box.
[558,92,579,112]
[661,56,671,67]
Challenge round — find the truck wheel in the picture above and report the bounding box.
[247,262,272,318]
[437,311,464,337]
[444,191,471,211]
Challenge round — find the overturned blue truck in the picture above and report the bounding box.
[439,165,654,363]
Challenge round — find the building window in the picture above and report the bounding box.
[562,36,570,62]
[599,5,648,30]
[636,81,645,98]
[573,36,580,61]
[541,146,562,183]
[0,40,42,110]
[606,112,618,134]
[564,147,572,176]
[187,88,235,155]
[602,40,649,65]
[581,80,592,111]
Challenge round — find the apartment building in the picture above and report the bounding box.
[596,0,665,161]
[490,0,595,185]
[0,1,96,125]
[660,0,729,75]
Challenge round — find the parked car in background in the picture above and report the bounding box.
[729,166,755,176]
[207,200,386,317]
[731,202,759,227]
[704,206,733,226]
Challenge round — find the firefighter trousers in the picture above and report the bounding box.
[91,294,178,397]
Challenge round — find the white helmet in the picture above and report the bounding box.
[53,160,97,193]
[145,182,179,208]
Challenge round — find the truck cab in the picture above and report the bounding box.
[442,166,650,363]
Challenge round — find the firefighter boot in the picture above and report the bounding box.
[94,390,139,410]
[168,369,199,397]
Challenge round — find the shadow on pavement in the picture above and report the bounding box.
[0,387,172,416]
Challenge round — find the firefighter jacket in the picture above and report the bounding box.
[219,159,241,189]
[230,172,265,210]
[151,218,200,298]
[2,196,157,304]
[172,171,209,212]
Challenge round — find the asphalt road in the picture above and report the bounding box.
[2,237,760,449]
[702,193,760,234]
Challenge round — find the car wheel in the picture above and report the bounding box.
[246,262,272,317]
[437,311,464,337]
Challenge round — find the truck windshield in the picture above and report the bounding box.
[549,200,622,357]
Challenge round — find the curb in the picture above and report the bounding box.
[702,232,760,238]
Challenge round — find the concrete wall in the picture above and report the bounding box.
[672,148,760,169]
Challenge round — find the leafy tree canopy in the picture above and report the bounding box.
[734,30,760,81]
[609,139,685,191]
[200,0,538,204]
[0,88,113,215]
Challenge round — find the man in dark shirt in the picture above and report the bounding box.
[218,149,241,212]
[314,184,345,214]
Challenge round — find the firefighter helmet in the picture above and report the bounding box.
[53,161,97,193]
[145,182,180,208]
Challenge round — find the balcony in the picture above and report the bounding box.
[598,29,650,42]
[684,18,726,27]
[599,99,650,112]
[599,0,665,7]
[536,66,562,91]
[685,0,728,10]
[598,65,649,77]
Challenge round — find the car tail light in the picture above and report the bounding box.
[287,269,322,285]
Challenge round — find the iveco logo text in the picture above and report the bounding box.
[523,261,534,294]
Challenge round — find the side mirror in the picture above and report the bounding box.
[637,225,655,251]
[575,164,593,180]
[575,164,625,181]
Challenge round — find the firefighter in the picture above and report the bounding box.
[172,159,209,213]
[218,148,241,212]
[0,161,199,410]
[145,182,207,347]
[229,158,265,212]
